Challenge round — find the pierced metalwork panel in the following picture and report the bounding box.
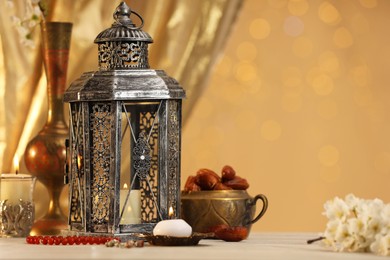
[139,110,159,223]
[167,100,181,215]
[98,41,149,70]
[69,103,84,226]
[89,103,112,230]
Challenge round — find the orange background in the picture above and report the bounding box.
[182,0,390,232]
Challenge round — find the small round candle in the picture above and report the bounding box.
[153,219,192,237]
[153,206,192,237]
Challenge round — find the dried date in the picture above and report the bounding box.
[215,226,249,242]
[221,165,236,181]
[206,224,229,234]
[184,176,201,192]
[213,182,232,190]
[223,176,249,190]
[195,169,221,190]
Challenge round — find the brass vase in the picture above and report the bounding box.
[24,22,72,235]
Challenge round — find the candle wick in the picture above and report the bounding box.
[15,169,18,175]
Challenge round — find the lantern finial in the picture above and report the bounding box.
[113,2,133,26]
[113,2,146,29]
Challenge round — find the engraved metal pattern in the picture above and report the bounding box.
[167,101,180,214]
[98,41,149,70]
[133,132,151,180]
[69,103,84,224]
[0,200,34,237]
[181,191,268,233]
[89,103,111,226]
[139,111,159,222]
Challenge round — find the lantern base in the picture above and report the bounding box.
[63,223,156,241]
[62,230,146,242]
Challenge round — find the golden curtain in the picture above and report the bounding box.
[0,0,242,174]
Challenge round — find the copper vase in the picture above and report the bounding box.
[24,22,72,235]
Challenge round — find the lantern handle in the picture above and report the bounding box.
[113,2,144,30]
[129,10,144,30]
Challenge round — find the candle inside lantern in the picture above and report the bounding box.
[119,183,141,224]
[153,207,192,237]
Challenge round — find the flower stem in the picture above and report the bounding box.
[307,236,325,244]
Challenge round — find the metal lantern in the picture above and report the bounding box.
[63,2,185,238]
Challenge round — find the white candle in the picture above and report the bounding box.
[120,183,141,224]
[153,219,192,237]
[0,174,34,204]
[153,207,192,237]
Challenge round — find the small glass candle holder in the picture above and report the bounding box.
[0,173,36,237]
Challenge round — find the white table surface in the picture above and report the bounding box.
[0,232,383,259]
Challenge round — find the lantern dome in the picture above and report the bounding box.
[94,2,153,44]
[63,1,185,102]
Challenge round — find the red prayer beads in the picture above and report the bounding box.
[26,235,118,245]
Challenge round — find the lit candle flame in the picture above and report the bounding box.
[168,206,174,219]
[123,183,128,189]
[77,155,82,170]
[13,155,19,174]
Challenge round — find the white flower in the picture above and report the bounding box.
[380,204,390,235]
[334,221,349,243]
[7,0,44,48]
[345,193,360,209]
[366,217,383,237]
[31,5,43,21]
[10,15,21,25]
[323,219,340,247]
[371,233,390,256]
[27,19,39,29]
[16,25,29,38]
[20,38,36,49]
[321,194,390,256]
[361,198,384,220]
[347,218,363,235]
[323,196,349,221]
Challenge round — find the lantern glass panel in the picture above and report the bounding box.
[119,101,162,226]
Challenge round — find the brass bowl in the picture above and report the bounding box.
[181,190,268,235]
